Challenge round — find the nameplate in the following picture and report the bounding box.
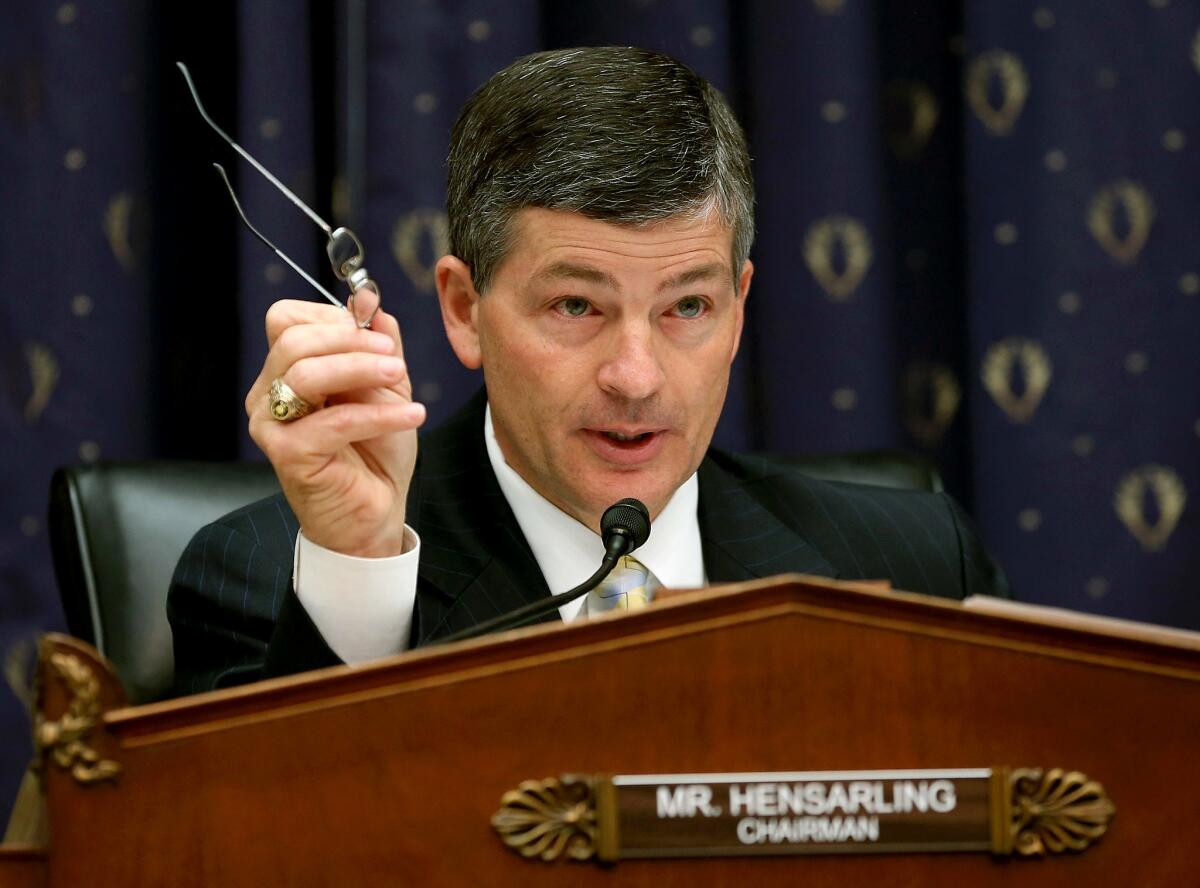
[617,769,989,856]
[492,766,1115,865]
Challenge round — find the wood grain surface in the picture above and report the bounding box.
[24,576,1200,887]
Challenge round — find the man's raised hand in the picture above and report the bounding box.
[247,300,425,558]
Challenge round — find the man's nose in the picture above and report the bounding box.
[596,322,667,401]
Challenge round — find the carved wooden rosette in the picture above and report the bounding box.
[33,634,124,786]
[490,774,618,863]
[991,767,1116,857]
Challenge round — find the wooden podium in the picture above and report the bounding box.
[4,575,1199,886]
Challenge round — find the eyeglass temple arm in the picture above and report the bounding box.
[212,164,343,308]
[176,61,334,237]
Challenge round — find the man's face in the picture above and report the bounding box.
[439,207,752,532]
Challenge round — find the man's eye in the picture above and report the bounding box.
[674,296,705,318]
[556,297,591,317]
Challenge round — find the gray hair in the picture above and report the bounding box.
[446,46,755,293]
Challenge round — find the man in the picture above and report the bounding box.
[169,47,1005,696]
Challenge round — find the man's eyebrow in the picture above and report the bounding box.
[529,260,732,293]
[658,262,732,292]
[531,261,621,291]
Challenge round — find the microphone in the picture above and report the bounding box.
[436,498,651,645]
[599,497,652,558]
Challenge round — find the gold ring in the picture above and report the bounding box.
[268,377,314,422]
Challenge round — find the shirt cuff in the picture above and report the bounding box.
[293,527,420,664]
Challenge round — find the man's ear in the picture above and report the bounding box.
[730,258,753,362]
[435,255,483,369]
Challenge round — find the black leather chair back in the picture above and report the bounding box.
[779,449,944,494]
[48,461,280,704]
[47,453,939,704]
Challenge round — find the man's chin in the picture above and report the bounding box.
[576,476,674,526]
[560,435,694,525]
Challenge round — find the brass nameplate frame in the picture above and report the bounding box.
[492,767,1114,864]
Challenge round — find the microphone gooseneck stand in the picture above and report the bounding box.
[436,498,651,645]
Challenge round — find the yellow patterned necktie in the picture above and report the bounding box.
[587,555,659,613]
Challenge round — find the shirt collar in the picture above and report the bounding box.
[483,403,705,608]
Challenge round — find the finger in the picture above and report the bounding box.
[363,307,407,366]
[265,299,404,359]
[349,280,382,329]
[283,352,409,406]
[257,400,427,465]
[265,322,396,383]
[265,299,354,347]
[246,323,395,417]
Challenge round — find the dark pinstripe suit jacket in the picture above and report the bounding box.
[168,390,1007,696]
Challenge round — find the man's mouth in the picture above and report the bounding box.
[583,428,667,464]
[601,430,654,444]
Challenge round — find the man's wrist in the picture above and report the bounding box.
[293,526,422,663]
[301,525,415,559]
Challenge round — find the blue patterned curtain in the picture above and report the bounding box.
[3,0,1198,811]
[2,0,157,814]
[964,1,1200,629]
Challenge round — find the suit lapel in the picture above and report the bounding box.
[697,452,838,583]
[408,390,555,643]
[409,395,839,643]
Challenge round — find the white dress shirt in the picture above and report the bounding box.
[295,404,706,663]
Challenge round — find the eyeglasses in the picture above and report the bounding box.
[176,62,381,329]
